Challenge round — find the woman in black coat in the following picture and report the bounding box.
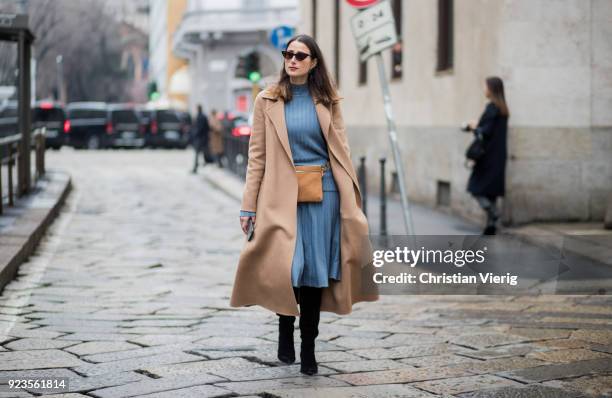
[466,76,509,235]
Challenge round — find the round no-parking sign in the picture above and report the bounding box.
[346,0,379,9]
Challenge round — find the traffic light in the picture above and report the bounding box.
[245,51,260,82]
[147,81,159,101]
[235,51,260,82]
[235,55,247,79]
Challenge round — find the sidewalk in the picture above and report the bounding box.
[201,165,612,267]
[200,166,481,235]
[0,170,72,291]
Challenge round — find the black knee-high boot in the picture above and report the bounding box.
[276,287,300,364]
[299,286,322,375]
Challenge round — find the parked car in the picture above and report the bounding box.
[65,102,108,149]
[230,116,252,138]
[106,105,145,148]
[144,109,186,149]
[32,101,67,150]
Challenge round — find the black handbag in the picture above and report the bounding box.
[465,130,486,161]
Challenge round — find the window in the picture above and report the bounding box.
[391,0,402,79]
[334,0,340,86]
[311,0,317,40]
[437,0,454,72]
[437,180,451,207]
[111,110,139,124]
[358,59,367,85]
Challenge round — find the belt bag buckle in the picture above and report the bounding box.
[295,164,324,203]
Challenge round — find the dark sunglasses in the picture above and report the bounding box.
[281,50,312,62]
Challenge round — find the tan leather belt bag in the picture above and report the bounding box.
[295,162,329,203]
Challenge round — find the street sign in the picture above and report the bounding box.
[269,25,295,50]
[0,14,28,29]
[346,0,379,9]
[350,0,397,62]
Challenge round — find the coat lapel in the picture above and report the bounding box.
[315,101,361,195]
[265,98,294,166]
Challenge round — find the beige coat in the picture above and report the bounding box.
[230,87,379,316]
[208,115,224,155]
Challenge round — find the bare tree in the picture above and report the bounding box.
[0,0,130,102]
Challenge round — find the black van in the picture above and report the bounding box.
[107,105,145,148]
[32,101,67,150]
[145,109,186,149]
[65,102,108,149]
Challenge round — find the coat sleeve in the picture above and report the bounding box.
[240,92,266,213]
[475,103,499,139]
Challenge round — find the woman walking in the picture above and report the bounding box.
[230,34,377,375]
[466,76,510,235]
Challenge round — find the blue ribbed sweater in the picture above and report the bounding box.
[240,82,335,217]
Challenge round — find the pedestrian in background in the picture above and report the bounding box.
[465,76,510,235]
[230,34,377,375]
[191,104,210,173]
[208,109,224,168]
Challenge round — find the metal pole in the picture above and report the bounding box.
[17,30,31,196]
[374,53,415,235]
[380,157,387,237]
[56,55,65,104]
[358,156,367,216]
[0,157,3,214]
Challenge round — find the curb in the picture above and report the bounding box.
[502,224,612,267]
[201,166,243,202]
[0,171,72,293]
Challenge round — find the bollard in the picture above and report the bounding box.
[358,156,367,217]
[379,157,387,237]
[8,144,14,207]
[0,157,3,214]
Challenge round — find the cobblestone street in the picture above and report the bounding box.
[0,150,610,397]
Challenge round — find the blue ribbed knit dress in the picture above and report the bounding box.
[240,82,342,288]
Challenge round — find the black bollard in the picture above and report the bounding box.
[358,156,368,217]
[380,158,387,237]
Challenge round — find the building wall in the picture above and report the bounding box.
[173,0,298,113]
[149,0,168,93]
[166,0,189,103]
[149,0,188,101]
[298,0,612,225]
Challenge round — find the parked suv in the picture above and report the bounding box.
[65,102,108,149]
[145,109,186,149]
[107,105,145,148]
[32,101,67,150]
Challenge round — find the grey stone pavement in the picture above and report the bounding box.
[0,149,610,398]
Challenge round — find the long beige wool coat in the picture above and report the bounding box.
[230,86,379,316]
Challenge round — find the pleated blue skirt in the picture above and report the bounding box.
[291,167,342,288]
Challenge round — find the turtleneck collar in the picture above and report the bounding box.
[290,82,309,96]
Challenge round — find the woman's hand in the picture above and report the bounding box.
[239,216,256,235]
[468,120,478,131]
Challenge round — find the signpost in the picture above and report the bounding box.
[269,25,295,51]
[346,0,379,9]
[349,0,415,236]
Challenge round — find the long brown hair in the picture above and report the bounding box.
[269,34,341,108]
[486,76,509,117]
